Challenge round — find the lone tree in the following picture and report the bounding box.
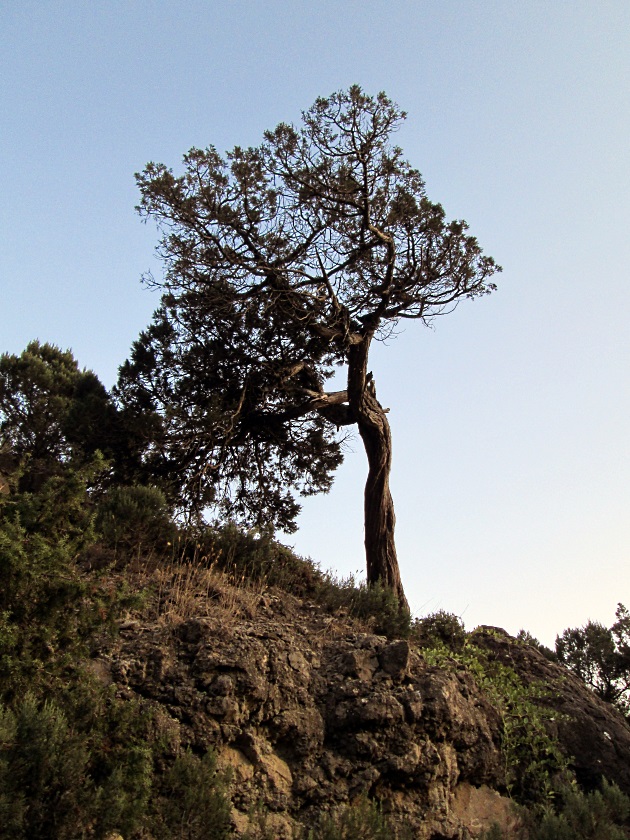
[119,87,500,608]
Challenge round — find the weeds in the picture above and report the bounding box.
[420,626,571,805]
[301,797,414,840]
[481,780,630,839]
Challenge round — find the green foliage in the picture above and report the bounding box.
[0,480,91,696]
[0,342,113,484]
[0,341,149,497]
[0,694,91,839]
[528,781,630,840]
[96,484,175,558]
[482,781,630,840]
[94,744,154,838]
[413,610,467,651]
[421,636,570,805]
[152,749,232,839]
[0,688,233,840]
[303,797,413,840]
[345,580,412,638]
[316,576,412,638]
[0,455,136,700]
[5,453,103,547]
[203,522,323,594]
[0,522,85,693]
[0,415,235,838]
[556,604,630,716]
[0,692,154,839]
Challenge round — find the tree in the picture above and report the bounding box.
[120,87,500,608]
[556,604,630,716]
[0,341,143,493]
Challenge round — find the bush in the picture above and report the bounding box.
[303,797,413,840]
[201,523,322,595]
[516,630,557,662]
[0,691,232,839]
[0,694,91,840]
[420,637,570,805]
[482,780,630,840]
[96,484,175,559]
[527,781,630,839]
[413,610,467,651]
[152,749,232,840]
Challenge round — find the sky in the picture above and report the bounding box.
[2,1,629,646]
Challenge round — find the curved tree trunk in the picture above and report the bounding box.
[348,336,409,612]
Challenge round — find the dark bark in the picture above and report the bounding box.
[348,336,409,611]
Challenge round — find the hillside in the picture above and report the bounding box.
[1,454,629,838]
[92,563,630,839]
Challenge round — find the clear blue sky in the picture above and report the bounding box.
[2,1,629,646]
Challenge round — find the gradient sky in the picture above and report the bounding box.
[2,1,629,646]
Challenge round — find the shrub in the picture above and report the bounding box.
[303,797,413,840]
[152,749,232,839]
[93,743,154,838]
[96,484,175,559]
[527,781,629,840]
[421,638,571,805]
[516,630,557,662]
[413,610,467,651]
[202,523,322,595]
[0,694,91,840]
[482,780,630,840]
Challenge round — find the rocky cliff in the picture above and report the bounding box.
[91,584,630,839]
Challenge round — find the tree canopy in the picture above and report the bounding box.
[0,341,143,494]
[556,604,630,716]
[120,87,500,607]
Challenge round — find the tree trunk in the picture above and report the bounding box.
[348,336,409,612]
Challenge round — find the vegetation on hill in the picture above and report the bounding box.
[0,84,627,838]
[556,604,630,718]
[2,340,630,837]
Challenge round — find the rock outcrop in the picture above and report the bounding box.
[95,592,630,838]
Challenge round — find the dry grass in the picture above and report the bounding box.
[150,554,264,627]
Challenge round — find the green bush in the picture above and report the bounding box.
[200,523,322,594]
[0,694,91,840]
[413,610,467,651]
[96,484,175,558]
[482,780,630,840]
[516,630,558,662]
[0,465,145,701]
[94,744,154,838]
[0,681,233,840]
[152,749,232,839]
[303,797,413,840]
[0,512,88,700]
[421,638,570,805]
[529,780,630,840]
[342,580,411,638]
